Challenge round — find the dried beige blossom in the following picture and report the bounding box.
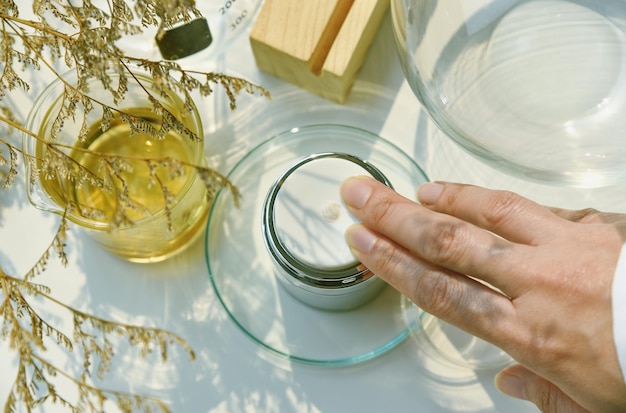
[0,1,270,412]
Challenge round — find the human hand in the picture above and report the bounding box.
[340,177,626,413]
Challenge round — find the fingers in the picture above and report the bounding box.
[548,207,603,223]
[495,364,591,413]
[345,223,516,345]
[550,206,626,226]
[418,182,562,245]
[341,176,531,297]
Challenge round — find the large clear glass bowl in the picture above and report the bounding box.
[392,0,626,188]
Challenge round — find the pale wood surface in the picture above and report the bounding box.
[321,0,390,97]
[249,0,388,103]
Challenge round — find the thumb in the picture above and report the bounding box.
[495,364,589,413]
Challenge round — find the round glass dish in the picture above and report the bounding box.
[402,297,512,376]
[392,0,626,188]
[205,124,429,365]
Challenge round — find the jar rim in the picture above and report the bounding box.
[262,152,392,288]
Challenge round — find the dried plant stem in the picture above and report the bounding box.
[1,254,194,412]
[8,351,173,413]
[3,272,196,361]
[0,1,269,411]
[0,13,72,41]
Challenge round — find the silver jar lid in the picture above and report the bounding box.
[262,152,392,290]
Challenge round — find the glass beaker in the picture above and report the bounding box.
[23,68,209,263]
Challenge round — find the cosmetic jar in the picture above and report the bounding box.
[206,124,430,365]
[262,152,391,311]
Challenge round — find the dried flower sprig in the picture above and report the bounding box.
[2,262,193,413]
[0,0,269,412]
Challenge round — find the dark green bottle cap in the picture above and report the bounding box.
[155,17,212,60]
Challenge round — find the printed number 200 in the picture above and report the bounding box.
[219,0,237,14]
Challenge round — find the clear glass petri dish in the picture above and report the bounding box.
[402,297,512,376]
[205,124,429,365]
[392,0,626,188]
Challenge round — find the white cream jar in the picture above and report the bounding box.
[262,152,392,311]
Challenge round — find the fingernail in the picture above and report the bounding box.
[418,182,444,205]
[345,224,377,253]
[495,372,527,401]
[341,176,373,209]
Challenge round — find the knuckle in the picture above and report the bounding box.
[372,243,404,275]
[367,193,398,227]
[413,269,461,318]
[482,190,525,227]
[364,235,411,281]
[514,323,573,377]
[552,207,604,224]
[442,184,462,209]
[533,384,562,413]
[573,207,601,223]
[420,219,470,266]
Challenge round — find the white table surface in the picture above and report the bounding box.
[6,9,617,413]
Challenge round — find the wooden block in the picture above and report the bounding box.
[250,0,389,103]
